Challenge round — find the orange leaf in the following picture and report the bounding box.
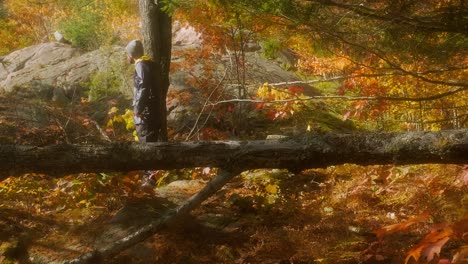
[374,211,430,239]
[405,224,453,264]
[122,176,135,184]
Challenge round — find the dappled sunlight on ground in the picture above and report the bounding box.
[1,165,466,263]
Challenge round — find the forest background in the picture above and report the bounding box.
[0,0,467,263]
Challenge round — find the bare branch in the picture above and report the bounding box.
[186,69,228,140]
[320,31,468,88]
[211,86,468,105]
[255,67,467,88]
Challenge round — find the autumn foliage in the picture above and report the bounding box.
[0,0,467,263]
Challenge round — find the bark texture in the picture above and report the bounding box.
[1,130,467,177]
[138,0,172,141]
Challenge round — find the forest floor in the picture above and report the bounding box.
[0,165,466,264]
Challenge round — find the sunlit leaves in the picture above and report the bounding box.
[105,107,136,141]
[1,0,139,55]
[241,169,284,206]
[256,83,306,120]
[100,0,139,42]
[0,19,33,55]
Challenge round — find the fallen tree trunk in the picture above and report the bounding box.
[7,130,466,263]
[1,130,467,177]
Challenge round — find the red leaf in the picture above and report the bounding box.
[287,86,304,94]
[437,259,451,264]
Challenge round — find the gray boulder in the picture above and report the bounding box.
[0,37,315,98]
[0,42,125,95]
[0,37,318,121]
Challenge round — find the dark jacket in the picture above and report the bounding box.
[133,58,157,125]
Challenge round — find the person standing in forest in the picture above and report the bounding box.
[126,39,160,186]
[126,39,161,143]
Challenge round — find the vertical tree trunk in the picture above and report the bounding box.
[138,0,172,142]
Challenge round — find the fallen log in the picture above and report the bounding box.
[1,130,467,177]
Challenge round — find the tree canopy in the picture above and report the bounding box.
[170,0,467,131]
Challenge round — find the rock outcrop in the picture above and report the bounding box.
[0,33,317,97]
[0,42,124,95]
[0,27,332,139]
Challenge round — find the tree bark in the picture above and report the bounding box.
[1,130,467,178]
[138,0,172,141]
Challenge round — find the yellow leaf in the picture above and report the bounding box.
[126,121,135,130]
[265,184,278,194]
[108,106,119,115]
[112,116,123,123]
[106,119,113,128]
[124,109,133,118]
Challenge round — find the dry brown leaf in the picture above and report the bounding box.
[421,237,450,262]
[452,216,468,239]
[374,211,431,239]
[405,224,453,264]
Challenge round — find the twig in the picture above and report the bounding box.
[260,67,467,88]
[186,69,228,140]
[90,120,111,142]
